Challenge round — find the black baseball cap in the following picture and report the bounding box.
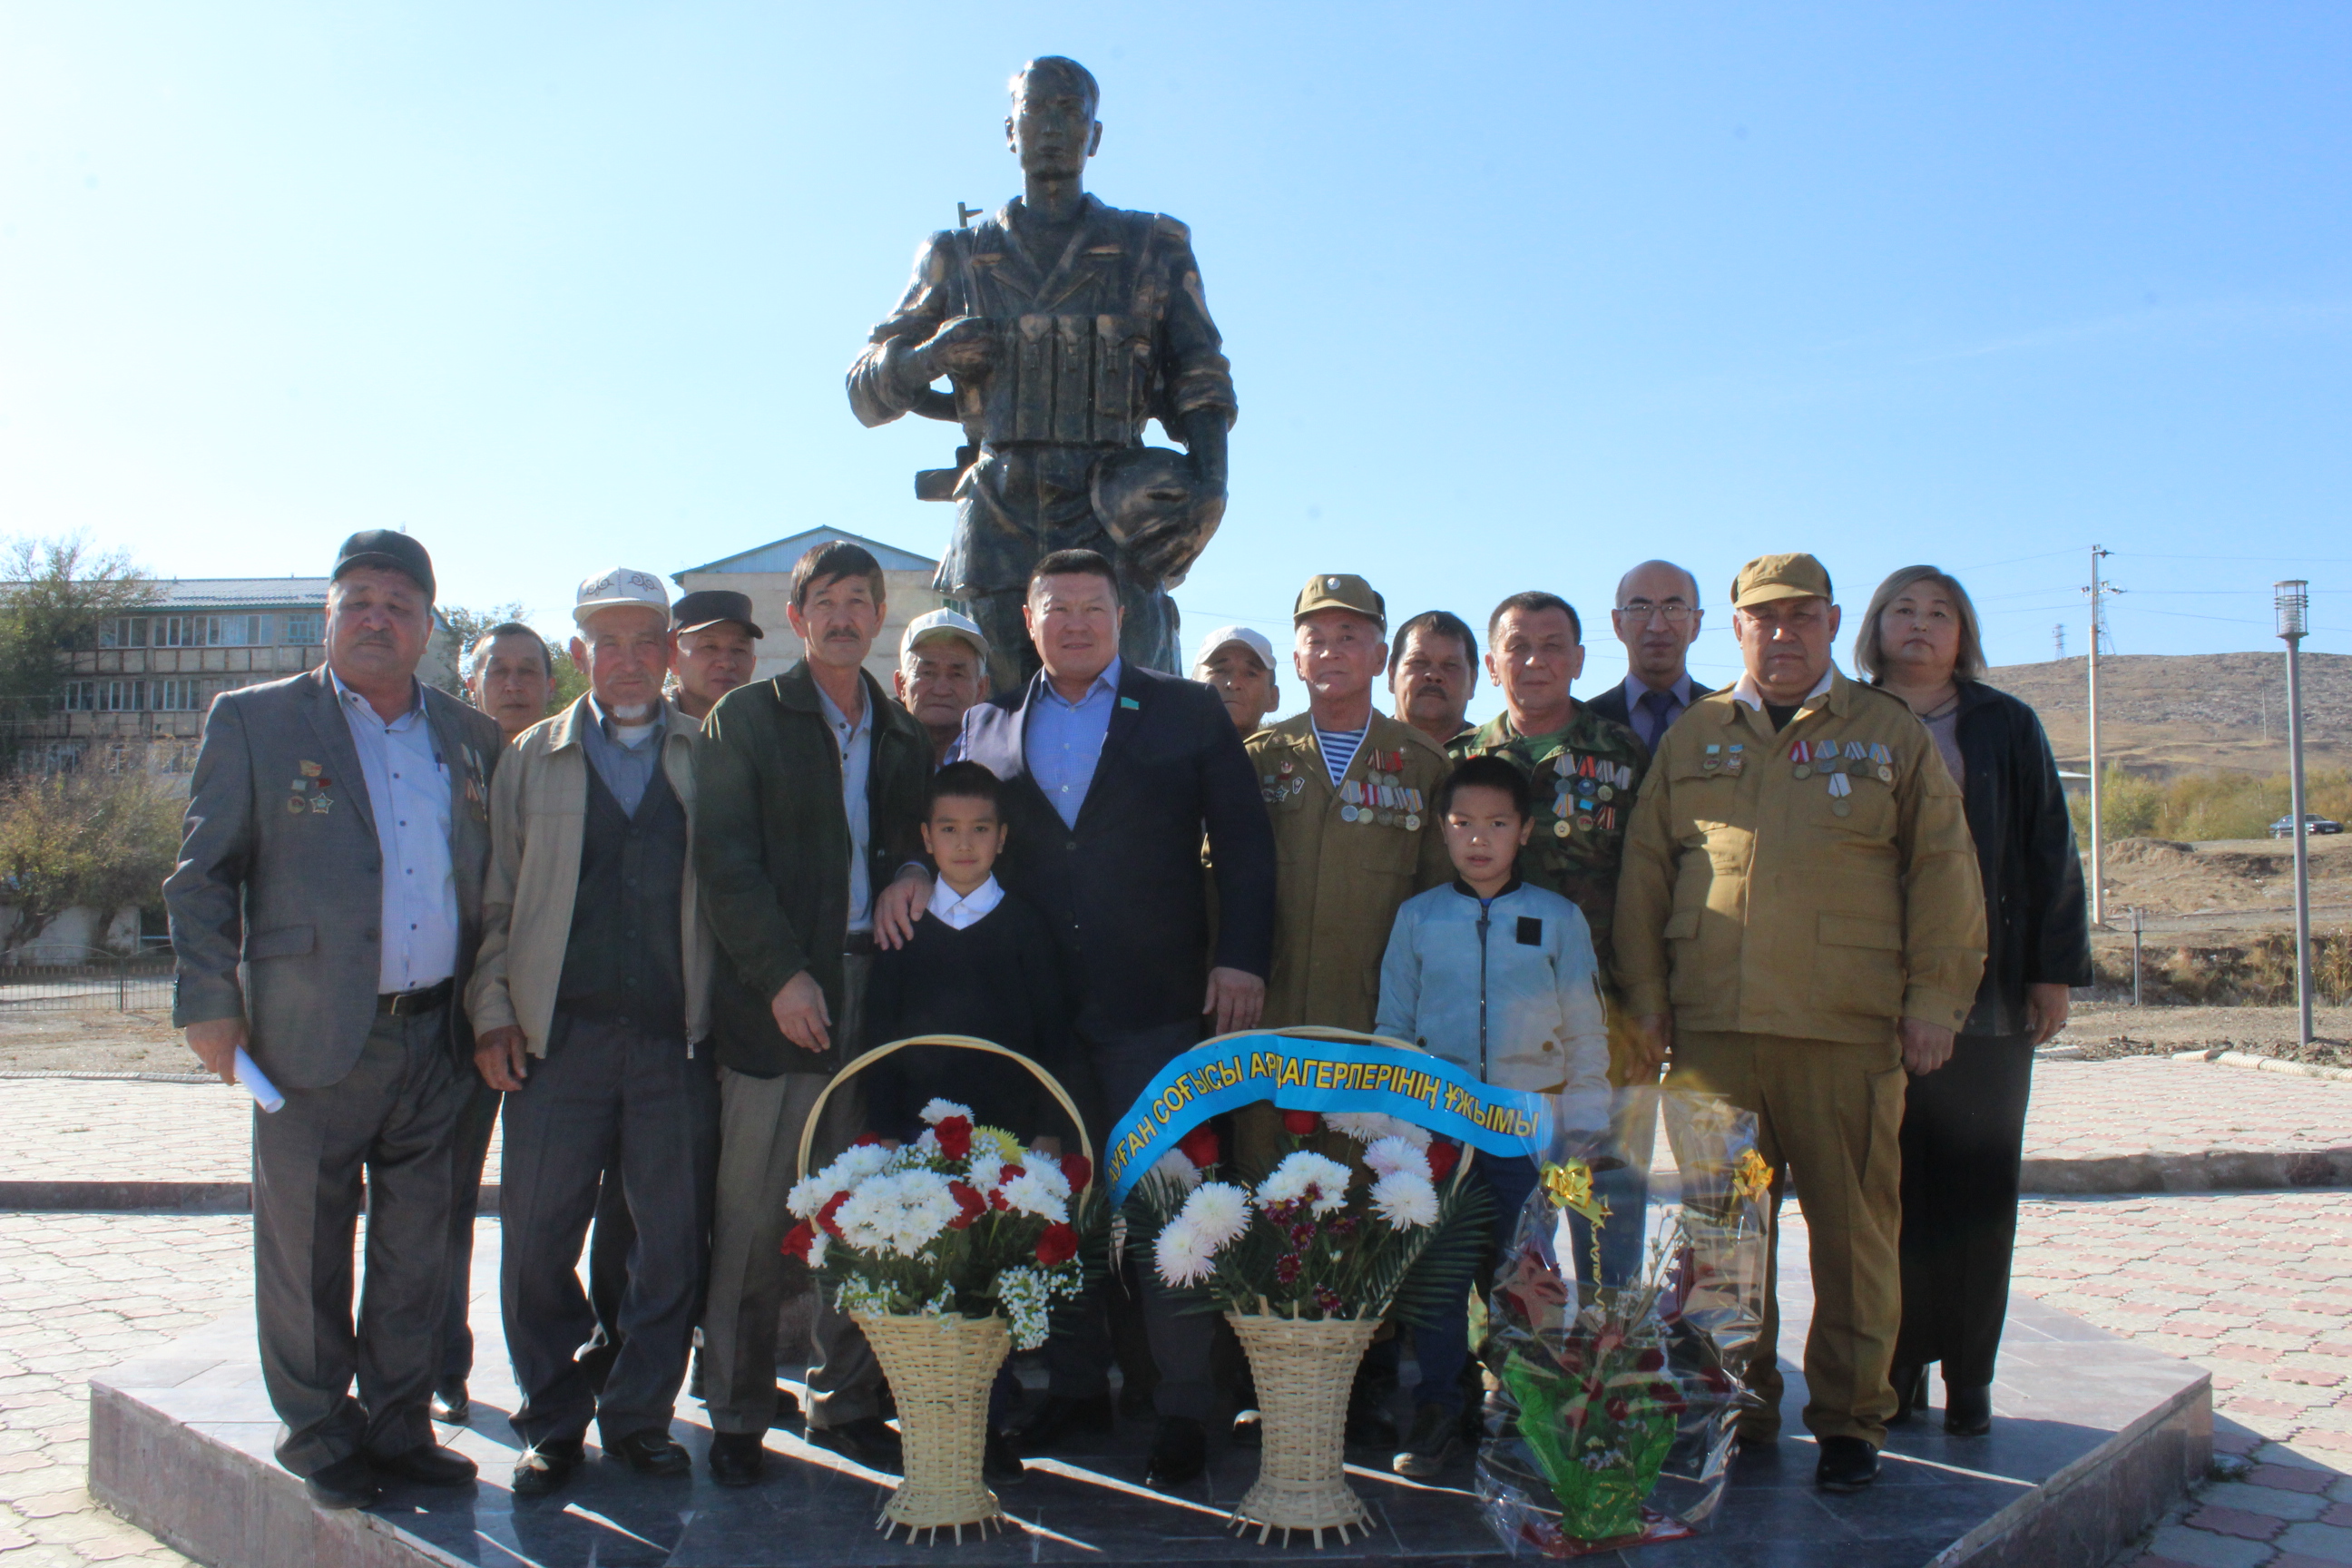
[332,530,436,600]
[672,588,764,639]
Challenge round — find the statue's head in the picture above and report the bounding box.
[1006,56,1102,179]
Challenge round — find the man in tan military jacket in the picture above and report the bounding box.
[1249,573,1454,1034]
[1614,553,1984,1495]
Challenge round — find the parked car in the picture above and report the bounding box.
[2269,815,2345,838]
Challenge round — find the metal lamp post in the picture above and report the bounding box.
[2276,580,2314,1047]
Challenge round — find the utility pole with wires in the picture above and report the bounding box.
[2082,545,2121,926]
[2277,580,2314,1048]
[2053,623,2066,660]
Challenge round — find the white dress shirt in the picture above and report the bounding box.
[930,876,1005,931]
[333,669,457,993]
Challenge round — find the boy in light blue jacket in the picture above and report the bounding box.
[1374,753,1611,1477]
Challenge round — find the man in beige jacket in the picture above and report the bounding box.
[466,568,719,1498]
[1614,553,1984,1494]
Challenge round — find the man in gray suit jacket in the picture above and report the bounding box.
[166,532,505,1510]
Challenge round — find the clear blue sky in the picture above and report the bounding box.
[3,3,2345,718]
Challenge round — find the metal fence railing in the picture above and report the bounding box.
[0,946,174,1012]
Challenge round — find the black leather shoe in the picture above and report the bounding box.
[611,1428,692,1476]
[1391,1402,1463,1478]
[983,1430,1026,1486]
[1943,1383,1992,1436]
[512,1439,584,1499]
[769,1385,803,1428]
[1144,1416,1207,1490]
[1887,1364,1926,1426]
[808,1415,903,1470]
[372,1443,477,1486]
[1230,1407,1262,1448]
[1815,1436,1880,1492]
[1009,1392,1114,1454]
[302,1454,380,1510]
[708,1431,765,1487]
[431,1381,470,1426]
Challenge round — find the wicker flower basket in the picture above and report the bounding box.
[799,1034,1093,1545]
[852,1308,1011,1543]
[1225,1311,1381,1547]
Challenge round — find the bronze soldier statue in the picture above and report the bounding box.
[848,56,1236,689]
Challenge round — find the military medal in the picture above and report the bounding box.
[1828,771,1853,817]
[1553,819,1572,838]
[1726,742,1746,777]
[1791,740,1812,779]
[1702,743,1722,774]
[1877,765,1894,783]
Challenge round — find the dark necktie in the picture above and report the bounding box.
[1638,688,1676,750]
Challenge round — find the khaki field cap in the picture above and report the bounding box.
[1294,573,1387,627]
[1730,553,1834,609]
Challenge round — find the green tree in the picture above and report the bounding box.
[0,537,159,761]
[0,772,182,942]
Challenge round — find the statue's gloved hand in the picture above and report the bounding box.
[910,315,997,382]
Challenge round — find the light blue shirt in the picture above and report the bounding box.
[1024,656,1122,828]
[333,669,457,994]
[817,679,876,935]
[580,697,669,818]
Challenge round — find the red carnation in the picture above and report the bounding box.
[1635,1348,1665,1372]
[1604,1395,1630,1422]
[816,1191,851,1240]
[1035,1222,1078,1266]
[936,1116,973,1161]
[947,1181,985,1230]
[1060,1153,1092,1191]
[1426,1139,1461,1181]
[1178,1126,1220,1169]
[1281,1109,1320,1137]
[852,1132,883,1148]
[781,1220,818,1262]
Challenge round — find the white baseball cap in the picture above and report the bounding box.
[1191,624,1276,675]
[573,567,671,629]
[899,607,990,662]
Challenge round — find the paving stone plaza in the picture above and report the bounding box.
[0,1049,2347,1564]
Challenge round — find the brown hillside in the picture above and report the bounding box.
[1984,652,2352,778]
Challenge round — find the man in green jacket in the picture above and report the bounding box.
[693,541,934,1487]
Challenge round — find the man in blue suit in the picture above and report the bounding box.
[167,532,505,1510]
[938,547,1274,1487]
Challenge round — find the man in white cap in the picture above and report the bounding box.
[1192,624,1280,734]
[894,608,990,765]
[466,566,721,1495]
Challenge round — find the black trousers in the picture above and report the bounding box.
[499,1013,720,1447]
[252,1004,467,1475]
[1894,1033,2034,1387]
[437,1077,501,1389]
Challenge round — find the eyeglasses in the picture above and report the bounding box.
[1614,601,1693,625]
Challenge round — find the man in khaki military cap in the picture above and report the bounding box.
[1613,552,1985,1494]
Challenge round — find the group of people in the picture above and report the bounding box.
[164,525,2088,1515]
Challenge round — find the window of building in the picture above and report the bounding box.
[153,679,215,711]
[282,612,323,645]
[158,613,266,648]
[100,618,151,649]
[64,680,147,711]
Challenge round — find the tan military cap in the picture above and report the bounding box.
[1730,553,1834,608]
[1293,573,1387,627]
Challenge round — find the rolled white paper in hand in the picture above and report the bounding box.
[234,1047,285,1113]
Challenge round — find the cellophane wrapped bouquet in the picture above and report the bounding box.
[783,1097,1100,1349]
[1476,1091,1771,1557]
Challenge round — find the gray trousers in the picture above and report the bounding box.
[702,955,880,1435]
[497,1012,719,1448]
[1046,1021,1216,1422]
[252,1004,467,1475]
[436,1076,500,1389]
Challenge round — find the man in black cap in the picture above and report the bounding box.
[669,590,762,723]
[165,531,506,1509]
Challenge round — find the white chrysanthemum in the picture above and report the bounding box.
[1154,1218,1219,1287]
[1256,1151,1354,1215]
[1370,1171,1440,1230]
[995,1169,1070,1223]
[801,1229,828,1269]
[834,1169,962,1257]
[920,1098,974,1126]
[1148,1150,1202,1192]
[914,1128,942,1159]
[965,1147,1006,1193]
[1179,1181,1251,1247]
[789,1142,893,1216]
[1022,1152,1073,1201]
[1325,1111,1430,1149]
[1362,1135,1432,1182]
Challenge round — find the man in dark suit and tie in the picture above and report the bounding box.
[167,531,505,1510]
[1585,560,1715,751]
[943,547,1275,1487]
